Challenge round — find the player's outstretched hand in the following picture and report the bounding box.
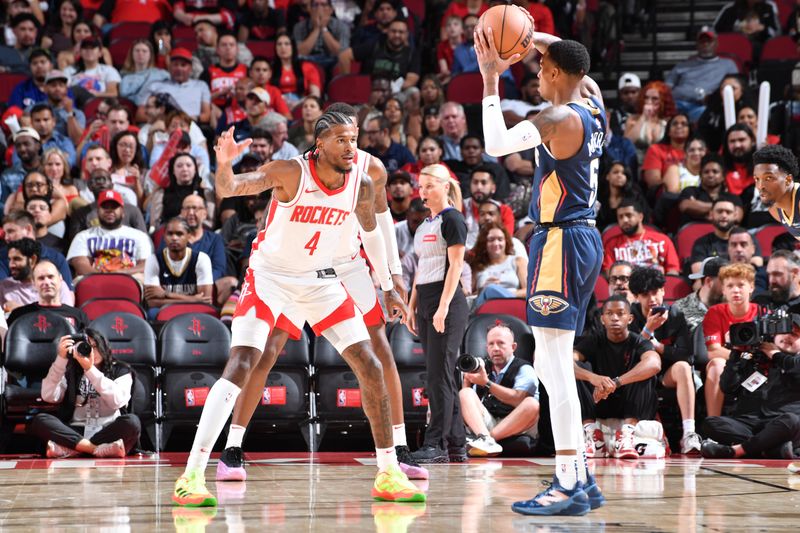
[384,288,408,322]
[214,126,253,166]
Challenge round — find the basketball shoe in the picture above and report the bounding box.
[173,470,217,507]
[680,432,702,454]
[613,425,638,459]
[583,473,606,510]
[46,440,80,459]
[511,477,591,516]
[371,464,427,502]
[216,446,246,481]
[396,445,429,480]
[93,439,126,458]
[467,434,503,457]
[584,423,607,458]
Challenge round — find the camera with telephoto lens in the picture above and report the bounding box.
[68,333,92,357]
[457,354,485,373]
[729,310,794,346]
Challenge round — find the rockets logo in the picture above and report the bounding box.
[528,295,570,316]
[111,317,128,336]
[188,318,206,337]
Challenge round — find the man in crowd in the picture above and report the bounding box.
[387,171,413,222]
[501,73,549,126]
[140,48,211,124]
[462,166,514,249]
[200,32,249,114]
[144,218,213,318]
[727,227,767,291]
[677,257,728,333]
[703,263,760,417]
[0,238,74,312]
[364,115,415,172]
[248,129,274,164]
[396,198,428,259]
[1,128,42,204]
[293,0,350,68]
[66,191,152,279]
[232,88,276,142]
[459,322,540,457]
[26,196,64,254]
[42,70,85,145]
[575,295,661,459]
[666,28,739,122]
[603,198,680,274]
[438,102,469,160]
[1,210,72,288]
[628,266,700,454]
[446,135,510,200]
[608,261,635,304]
[9,48,53,109]
[759,250,800,312]
[7,260,88,329]
[678,154,728,224]
[260,114,298,160]
[689,195,740,275]
[17,103,76,166]
[609,72,640,135]
[246,58,291,119]
[68,169,146,240]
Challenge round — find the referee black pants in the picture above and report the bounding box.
[702,412,800,457]
[27,413,142,454]
[417,282,469,450]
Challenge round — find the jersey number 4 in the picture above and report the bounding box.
[304,231,321,255]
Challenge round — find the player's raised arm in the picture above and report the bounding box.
[214,127,294,198]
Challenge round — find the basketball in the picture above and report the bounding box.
[479,5,534,60]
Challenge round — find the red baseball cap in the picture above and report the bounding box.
[97,189,123,207]
[170,47,193,62]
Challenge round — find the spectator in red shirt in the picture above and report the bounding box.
[603,197,680,275]
[702,262,759,416]
[247,56,292,120]
[271,33,322,108]
[642,113,690,191]
[200,32,249,114]
[440,0,487,38]
[722,123,756,196]
[462,166,515,250]
[526,1,556,36]
[92,0,171,27]
[174,0,237,30]
[437,15,464,85]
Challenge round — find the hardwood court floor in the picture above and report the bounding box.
[1,453,799,532]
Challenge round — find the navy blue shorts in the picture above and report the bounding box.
[526,225,602,331]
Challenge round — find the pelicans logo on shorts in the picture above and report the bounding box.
[529,295,570,316]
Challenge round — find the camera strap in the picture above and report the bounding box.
[742,370,768,392]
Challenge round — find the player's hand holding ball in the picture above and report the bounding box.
[474,5,535,79]
[214,126,253,166]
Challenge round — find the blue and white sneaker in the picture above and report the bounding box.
[583,473,606,509]
[511,477,591,516]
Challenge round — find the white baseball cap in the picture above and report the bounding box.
[618,73,641,91]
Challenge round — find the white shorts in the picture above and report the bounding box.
[479,403,539,439]
[277,256,383,340]
[231,267,369,354]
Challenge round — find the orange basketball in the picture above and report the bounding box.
[479,5,534,60]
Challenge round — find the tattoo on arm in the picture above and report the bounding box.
[216,161,285,198]
[354,174,377,231]
[531,106,572,144]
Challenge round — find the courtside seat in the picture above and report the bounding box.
[159,314,230,449]
[2,311,75,420]
[388,324,428,429]
[462,314,535,364]
[75,273,142,307]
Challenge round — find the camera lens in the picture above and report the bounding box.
[75,342,92,357]
[457,354,481,373]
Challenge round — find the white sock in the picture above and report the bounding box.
[682,419,696,436]
[577,448,588,484]
[184,378,241,475]
[555,454,579,490]
[225,424,246,449]
[376,446,398,472]
[392,424,407,447]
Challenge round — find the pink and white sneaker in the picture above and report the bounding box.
[396,445,429,480]
[216,447,247,481]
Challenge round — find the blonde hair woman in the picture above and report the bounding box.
[406,163,469,464]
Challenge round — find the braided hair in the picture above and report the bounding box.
[304,111,356,160]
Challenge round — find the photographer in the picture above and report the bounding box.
[701,317,800,459]
[27,329,141,458]
[458,322,540,457]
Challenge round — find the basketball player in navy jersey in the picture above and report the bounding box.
[475,9,606,516]
[753,145,800,238]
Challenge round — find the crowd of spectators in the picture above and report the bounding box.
[1,0,800,457]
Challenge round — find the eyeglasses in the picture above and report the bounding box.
[181,205,206,212]
[25,181,48,189]
[609,275,630,283]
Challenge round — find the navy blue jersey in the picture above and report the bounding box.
[776,183,800,240]
[528,96,606,224]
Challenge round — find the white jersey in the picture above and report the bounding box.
[332,148,372,264]
[249,155,362,283]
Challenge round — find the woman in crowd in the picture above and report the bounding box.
[43,148,81,207]
[469,222,527,309]
[421,105,443,138]
[109,131,146,205]
[120,39,169,104]
[147,153,207,227]
[59,21,112,71]
[288,95,323,152]
[737,104,781,146]
[697,74,751,153]
[64,36,120,98]
[595,161,648,230]
[401,135,456,190]
[5,171,69,229]
[41,0,82,57]
[271,33,322,108]
[27,330,140,459]
[407,163,469,465]
[624,80,676,158]
[384,96,418,155]
[149,21,173,70]
[420,75,445,109]
[641,113,691,191]
[662,136,708,194]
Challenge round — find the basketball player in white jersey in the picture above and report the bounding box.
[173,112,426,506]
[215,103,429,483]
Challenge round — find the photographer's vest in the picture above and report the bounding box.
[156,248,199,296]
[476,356,527,418]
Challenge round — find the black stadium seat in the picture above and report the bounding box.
[159,314,231,450]
[2,311,76,420]
[388,325,428,430]
[462,313,535,364]
[89,312,159,450]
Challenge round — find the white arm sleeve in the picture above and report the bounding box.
[360,227,394,292]
[482,95,542,157]
[376,210,403,275]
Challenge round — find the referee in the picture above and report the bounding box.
[407,164,470,464]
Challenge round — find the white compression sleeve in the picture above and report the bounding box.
[376,210,402,275]
[360,226,394,292]
[482,94,542,157]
